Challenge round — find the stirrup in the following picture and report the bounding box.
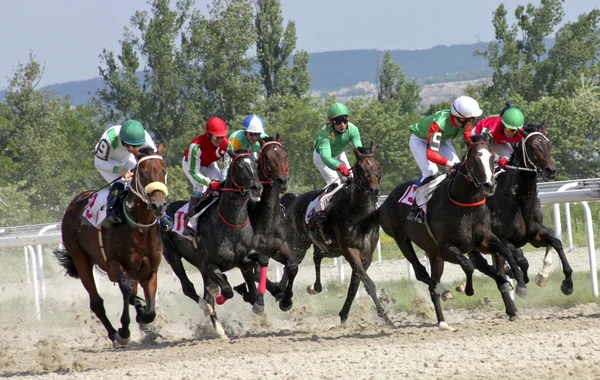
[159,215,173,232]
[407,210,424,224]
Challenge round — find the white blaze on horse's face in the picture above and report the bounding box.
[478,148,494,185]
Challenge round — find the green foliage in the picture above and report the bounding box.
[376,51,421,114]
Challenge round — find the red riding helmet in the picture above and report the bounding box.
[205,116,228,137]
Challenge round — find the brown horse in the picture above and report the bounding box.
[55,146,168,348]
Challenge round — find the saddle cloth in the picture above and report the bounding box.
[304,183,343,224]
[398,174,447,214]
[82,189,110,230]
[172,198,218,240]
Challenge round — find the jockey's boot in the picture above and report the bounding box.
[159,215,173,232]
[102,182,125,229]
[183,196,201,236]
[406,202,424,224]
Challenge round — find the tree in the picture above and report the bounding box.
[376,51,421,114]
[255,0,310,98]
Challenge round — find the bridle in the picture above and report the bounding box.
[453,141,490,189]
[258,141,288,185]
[219,152,253,194]
[351,153,382,194]
[512,131,550,174]
[124,154,169,229]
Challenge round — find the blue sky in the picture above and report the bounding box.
[0,0,598,89]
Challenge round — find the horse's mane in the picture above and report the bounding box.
[524,123,544,133]
[262,136,276,143]
[356,146,374,155]
[471,134,489,143]
[138,146,157,157]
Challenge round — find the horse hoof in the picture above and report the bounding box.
[441,291,454,301]
[455,284,466,294]
[279,299,293,312]
[561,281,574,296]
[113,332,130,349]
[213,320,229,341]
[438,322,456,332]
[306,284,319,295]
[252,303,265,315]
[516,286,527,298]
[508,315,519,322]
[535,272,549,287]
[465,287,475,297]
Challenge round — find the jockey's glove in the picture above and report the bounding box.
[337,164,350,177]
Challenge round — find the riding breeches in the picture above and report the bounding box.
[409,134,459,181]
[182,159,224,197]
[491,142,514,160]
[312,149,351,186]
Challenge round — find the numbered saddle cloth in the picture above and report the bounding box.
[82,189,110,230]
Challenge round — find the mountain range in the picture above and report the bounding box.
[1,42,493,106]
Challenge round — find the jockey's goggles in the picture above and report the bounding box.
[248,132,261,137]
[210,134,225,140]
[333,116,349,125]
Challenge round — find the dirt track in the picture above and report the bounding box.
[1,247,600,379]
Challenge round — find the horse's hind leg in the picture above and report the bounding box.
[429,255,454,331]
[307,247,325,295]
[199,273,228,340]
[511,245,529,284]
[338,269,360,323]
[69,246,118,344]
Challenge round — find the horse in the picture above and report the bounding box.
[283,143,393,326]
[470,122,573,296]
[230,136,300,311]
[375,134,524,330]
[160,150,262,339]
[54,146,168,348]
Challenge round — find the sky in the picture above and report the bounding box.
[1,0,598,89]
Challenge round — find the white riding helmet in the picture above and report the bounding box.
[451,96,483,119]
[242,115,265,134]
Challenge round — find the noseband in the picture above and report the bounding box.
[124,154,168,229]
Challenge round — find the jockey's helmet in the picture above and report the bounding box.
[205,116,228,137]
[451,96,483,119]
[327,103,349,120]
[242,115,265,134]
[120,120,146,146]
[501,108,524,130]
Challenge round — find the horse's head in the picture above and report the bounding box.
[130,145,169,217]
[518,122,556,181]
[351,142,382,199]
[258,134,289,192]
[227,150,263,202]
[462,134,495,196]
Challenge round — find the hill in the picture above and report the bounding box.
[0,42,493,105]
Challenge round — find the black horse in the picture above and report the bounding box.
[283,143,393,326]
[161,150,262,339]
[376,134,523,330]
[470,123,573,296]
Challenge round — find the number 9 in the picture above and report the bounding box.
[96,139,110,160]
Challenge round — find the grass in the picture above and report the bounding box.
[314,270,600,317]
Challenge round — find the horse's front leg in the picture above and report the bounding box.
[138,270,158,325]
[441,244,474,298]
[199,272,228,340]
[115,271,134,348]
[487,235,527,297]
[206,263,234,303]
[536,226,573,295]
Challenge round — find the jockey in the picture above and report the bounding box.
[407,95,483,223]
[472,102,524,170]
[228,114,268,157]
[182,116,230,227]
[310,102,362,225]
[94,119,173,231]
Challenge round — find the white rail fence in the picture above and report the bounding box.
[1,178,600,319]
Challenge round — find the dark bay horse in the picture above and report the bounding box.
[283,143,392,326]
[232,136,299,311]
[472,123,573,295]
[376,134,523,330]
[55,146,168,348]
[161,150,262,339]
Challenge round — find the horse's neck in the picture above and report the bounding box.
[348,185,377,216]
[512,149,539,200]
[251,183,279,232]
[448,172,483,204]
[218,192,250,224]
[125,194,154,224]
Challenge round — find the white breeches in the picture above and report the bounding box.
[182,159,224,195]
[409,134,459,180]
[312,149,351,186]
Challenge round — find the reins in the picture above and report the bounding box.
[216,152,253,228]
[504,131,549,173]
[448,141,490,207]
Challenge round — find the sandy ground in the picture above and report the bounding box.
[1,245,600,379]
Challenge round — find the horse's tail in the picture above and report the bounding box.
[54,248,79,279]
[351,207,382,243]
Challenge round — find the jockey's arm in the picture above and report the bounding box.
[425,122,450,167]
[316,138,341,170]
[463,124,473,143]
[350,125,363,149]
[187,144,211,186]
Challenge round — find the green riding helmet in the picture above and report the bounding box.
[501,108,524,130]
[327,103,349,120]
[120,119,147,146]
